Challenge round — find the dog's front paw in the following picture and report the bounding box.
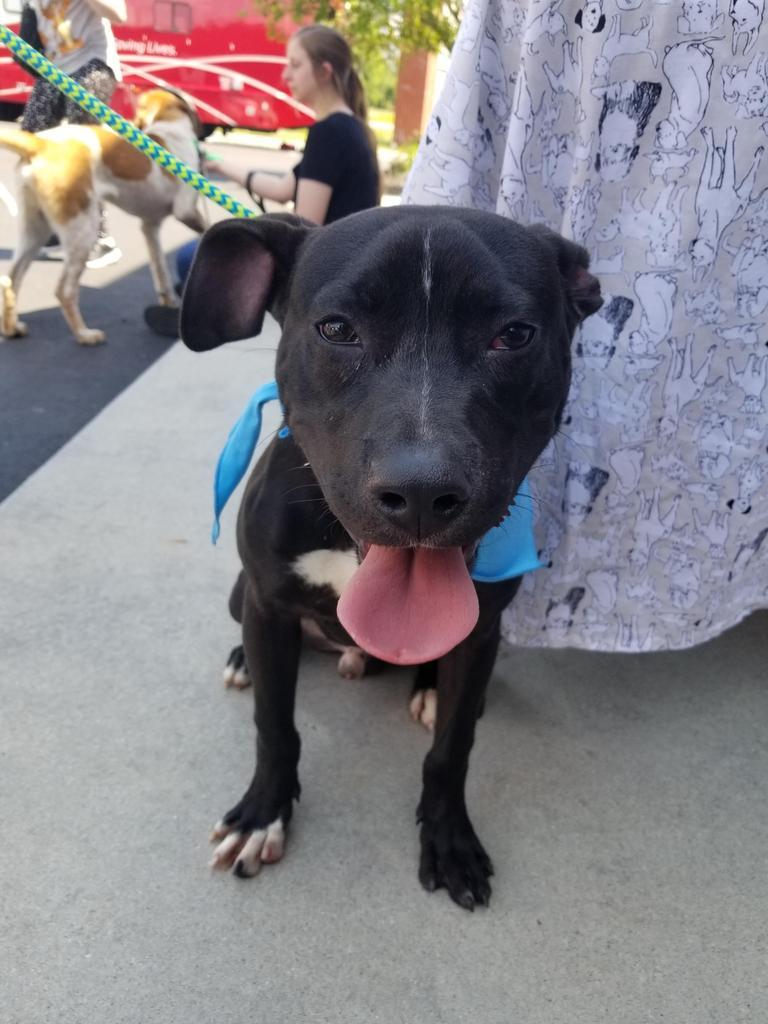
[2,319,28,339]
[222,645,251,689]
[76,328,106,346]
[417,806,494,911]
[409,686,437,732]
[209,801,290,878]
[0,275,24,338]
[337,647,366,679]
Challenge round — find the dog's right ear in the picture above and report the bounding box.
[180,214,313,352]
[528,224,603,323]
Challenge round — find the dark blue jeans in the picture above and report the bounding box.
[176,239,199,287]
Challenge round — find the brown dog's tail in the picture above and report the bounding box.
[0,128,46,161]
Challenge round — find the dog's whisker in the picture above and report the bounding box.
[551,432,571,468]
[554,427,595,461]
[526,493,561,520]
[251,426,281,457]
[511,486,559,521]
[517,486,553,510]
[314,507,336,529]
[281,482,324,499]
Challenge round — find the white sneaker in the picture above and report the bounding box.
[37,238,64,260]
[86,235,123,269]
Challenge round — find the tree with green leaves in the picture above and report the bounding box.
[255,0,461,64]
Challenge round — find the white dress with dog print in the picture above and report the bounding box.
[403,0,768,652]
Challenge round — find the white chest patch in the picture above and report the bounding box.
[292,548,359,597]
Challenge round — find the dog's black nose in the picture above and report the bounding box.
[369,450,469,540]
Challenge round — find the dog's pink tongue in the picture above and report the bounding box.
[337,545,479,665]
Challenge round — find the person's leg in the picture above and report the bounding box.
[66,59,116,123]
[175,239,200,291]
[20,78,65,132]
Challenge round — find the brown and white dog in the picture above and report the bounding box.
[0,89,205,345]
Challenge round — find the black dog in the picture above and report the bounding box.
[180,206,602,910]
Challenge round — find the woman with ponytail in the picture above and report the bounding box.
[144,24,380,335]
[205,24,380,226]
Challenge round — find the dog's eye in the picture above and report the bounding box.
[489,322,536,351]
[316,318,359,345]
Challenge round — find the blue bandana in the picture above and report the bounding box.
[211,381,544,582]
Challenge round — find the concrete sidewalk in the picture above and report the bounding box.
[1,329,767,1023]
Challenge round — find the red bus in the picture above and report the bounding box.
[0,0,312,133]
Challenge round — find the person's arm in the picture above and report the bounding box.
[84,0,128,24]
[293,178,332,225]
[203,154,296,204]
[11,3,44,76]
[245,169,296,204]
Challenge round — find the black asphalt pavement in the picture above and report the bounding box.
[0,129,295,502]
[0,252,176,501]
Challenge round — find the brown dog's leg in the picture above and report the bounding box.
[172,189,207,234]
[56,260,104,345]
[1,198,51,339]
[1,273,27,339]
[141,219,176,307]
[56,210,104,345]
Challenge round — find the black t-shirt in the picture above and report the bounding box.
[293,112,379,224]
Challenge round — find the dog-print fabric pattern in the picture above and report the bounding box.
[403,0,768,652]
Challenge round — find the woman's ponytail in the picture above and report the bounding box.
[343,66,368,123]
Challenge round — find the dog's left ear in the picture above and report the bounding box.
[166,89,205,139]
[180,214,313,352]
[529,224,603,322]
[180,98,204,141]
